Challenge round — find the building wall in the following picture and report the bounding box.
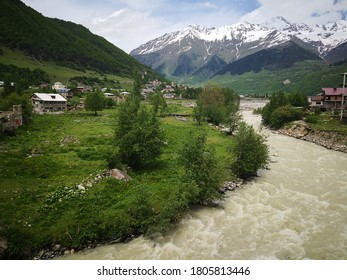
[33,100,67,113]
[0,105,23,133]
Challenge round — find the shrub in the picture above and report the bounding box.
[261,91,288,126]
[306,114,319,124]
[114,97,165,169]
[270,105,303,129]
[230,122,269,179]
[179,131,223,204]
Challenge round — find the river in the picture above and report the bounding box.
[58,103,347,260]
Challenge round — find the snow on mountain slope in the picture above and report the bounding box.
[132,16,347,57]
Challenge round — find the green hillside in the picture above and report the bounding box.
[0,0,160,83]
[174,60,347,96]
[0,46,135,89]
[211,60,347,96]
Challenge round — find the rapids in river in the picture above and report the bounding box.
[58,104,347,260]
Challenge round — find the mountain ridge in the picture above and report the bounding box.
[132,16,347,58]
[130,16,347,83]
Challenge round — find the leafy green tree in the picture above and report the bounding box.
[193,98,204,125]
[287,91,309,108]
[179,132,223,204]
[104,97,116,108]
[0,92,33,124]
[270,105,303,129]
[195,85,241,129]
[261,91,288,126]
[199,87,225,125]
[114,97,165,169]
[230,122,269,179]
[150,92,167,117]
[84,92,105,115]
[222,88,241,135]
[68,96,80,108]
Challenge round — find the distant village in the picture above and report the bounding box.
[1,77,347,134]
[0,79,189,133]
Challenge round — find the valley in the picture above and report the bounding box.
[131,17,347,93]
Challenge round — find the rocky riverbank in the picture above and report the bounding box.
[277,120,347,153]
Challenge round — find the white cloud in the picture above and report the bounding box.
[90,8,168,52]
[241,0,347,25]
[21,0,347,53]
[202,2,218,9]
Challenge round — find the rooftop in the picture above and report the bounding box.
[32,93,67,102]
[322,88,347,96]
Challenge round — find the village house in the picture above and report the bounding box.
[31,93,67,113]
[52,82,69,93]
[308,94,324,109]
[51,82,72,99]
[321,88,347,110]
[309,88,347,112]
[0,105,23,133]
[163,93,175,99]
[104,92,117,100]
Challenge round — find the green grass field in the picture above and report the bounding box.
[307,112,347,136]
[0,102,235,258]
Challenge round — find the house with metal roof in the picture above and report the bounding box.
[31,93,67,113]
[321,88,347,110]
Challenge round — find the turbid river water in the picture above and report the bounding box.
[58,104,347,260]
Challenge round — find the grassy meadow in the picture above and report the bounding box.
[0,102,235,258]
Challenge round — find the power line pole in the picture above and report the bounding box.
[341,73,347,121]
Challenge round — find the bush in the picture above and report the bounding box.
[230,122,269,179]
[179,132,223,204]
[306,114,319,124]
[114,97,165,169]
[1,227,39,259]
[261,91,288,126]
[270,105,303,129]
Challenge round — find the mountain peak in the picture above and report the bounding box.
[131,17,347,76]
[261,16,295,30]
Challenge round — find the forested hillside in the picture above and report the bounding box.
[0,0,158,78]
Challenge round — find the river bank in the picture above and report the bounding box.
[239,98,347,154]
[277,120,347,153]
[57,106,347,260]
[0,104,247,260]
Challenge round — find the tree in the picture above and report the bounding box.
[261,91,288,126]
[194,84,241,129]
[114,97,165,169]
[230,122,269,179]
[193,98,204,125]
[270,105,303,129]
[84,92,105,115]
[222,88,241,135]
[0,93,33,124]
[287,91,309,108]
[150,92,167,117]
[179,132,223,204]
[199,86,225,125]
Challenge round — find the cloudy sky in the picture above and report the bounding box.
[21,0,347,53]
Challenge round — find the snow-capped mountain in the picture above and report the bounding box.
[130,16,347,79]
